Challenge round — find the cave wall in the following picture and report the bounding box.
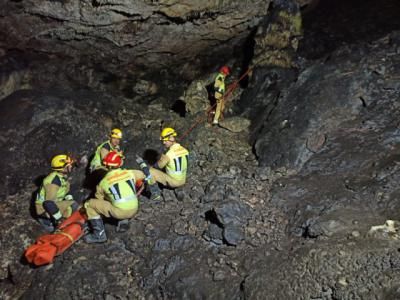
[0,0,270,80]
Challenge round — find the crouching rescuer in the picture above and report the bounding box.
[84,151,139,243]
[89,128,123,172]
[36,154,79,231]
[134,127,189,200]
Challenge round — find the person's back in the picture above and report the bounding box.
[84,151,139,243]
[37,171,69,203]
[98,168,138,210]
[164,142,189,184]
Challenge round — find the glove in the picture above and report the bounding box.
[64,194,74,201]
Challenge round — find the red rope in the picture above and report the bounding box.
[180,68,252,140]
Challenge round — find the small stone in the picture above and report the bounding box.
[180,208,191,216]
[144,223,158,237]
[247,227,257,235]
[43,264,54,271]
[73,256,88,264]
[320,251,328,257]
[154,239,171,251]
[351,231,360,237]
[174,221,187,235]
[229,166,241,175]
[338,277,348,286]
[247,196,258,205]
[213,270,226,281]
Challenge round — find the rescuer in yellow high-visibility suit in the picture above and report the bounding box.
[84,151,139,243]
[213,65,230,125]
[134,127,189,201]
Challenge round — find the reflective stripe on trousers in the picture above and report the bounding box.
[113,194,137,204]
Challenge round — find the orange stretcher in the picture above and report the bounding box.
[25,210,87,266]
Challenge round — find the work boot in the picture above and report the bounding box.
[116,219,130,233]
[84,218,107,243]
[148,184,161,201]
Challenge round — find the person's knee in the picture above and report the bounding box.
[84,200,99,219]
[85,199,98,210]
[133,169,145,180]
[43,200,59,215]
[166,176,185,188]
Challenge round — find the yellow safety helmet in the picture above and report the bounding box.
[51,154,73,170]
[160,127,177,141]
[110,128,122,139]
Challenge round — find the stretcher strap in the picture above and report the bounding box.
[56,231,74,242]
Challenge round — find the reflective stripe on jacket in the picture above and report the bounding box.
[214,73,226,96]
[36,172,69,203]
[99,169,138,210]
[90,141,116,169]
[165,143,189,182]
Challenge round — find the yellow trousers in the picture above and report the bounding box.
[132,168,185,188]
[85,198,138,220]
[213,97,225,123]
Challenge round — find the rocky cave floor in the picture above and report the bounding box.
[2,2,400,300]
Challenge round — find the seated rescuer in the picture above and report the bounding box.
[36,154,79,231]
[84,151,139,243]
[89,128,123,172]
[134,127,189,201]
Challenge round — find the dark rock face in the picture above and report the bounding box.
[300,0,400,59]
[247,32,400,171]
[0,0,268,79]
[238,30,400,298]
